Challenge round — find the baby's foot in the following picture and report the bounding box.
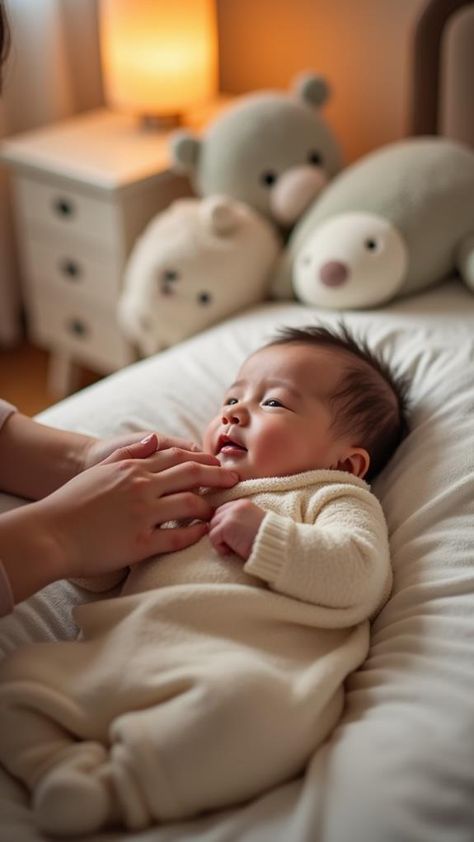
[33,742,117,837]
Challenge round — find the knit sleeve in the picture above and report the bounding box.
[243,488,392,626]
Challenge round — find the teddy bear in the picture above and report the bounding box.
[271,137,474,308]
[118,196,281,356]
[170,73,342,230]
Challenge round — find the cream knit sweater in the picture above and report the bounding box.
[123,468,392,624]
[0,469,391,833]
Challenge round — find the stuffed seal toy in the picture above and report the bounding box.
[118,196,281,356]
[272,137,474,308]
[170,73,342,229]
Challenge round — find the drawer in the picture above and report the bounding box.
[21,233,124,307]
[28,285,134,373]
[13,174,121,250]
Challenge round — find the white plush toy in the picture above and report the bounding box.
[272,137,474,307]
[119,196,281,356]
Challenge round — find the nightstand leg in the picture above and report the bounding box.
[48,351,82,398]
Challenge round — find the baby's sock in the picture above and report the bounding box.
[33,741,118,837]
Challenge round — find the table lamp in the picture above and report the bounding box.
[99,0,218,127]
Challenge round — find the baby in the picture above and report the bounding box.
[0,324,409,836]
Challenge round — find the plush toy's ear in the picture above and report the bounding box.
[201,196,240,236]
[294,72,331,108]
[170,131,201,174]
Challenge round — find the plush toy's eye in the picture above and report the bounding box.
[260,170,277,187]
[197,291,212,305]
[308,150,323,166]
[364,238,379,252]
[160,268,179,296]
[162,269,179,282]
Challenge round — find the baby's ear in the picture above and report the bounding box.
[336,448,370,479]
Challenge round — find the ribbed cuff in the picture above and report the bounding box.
[244,512,289,584]
[0,560,14,617]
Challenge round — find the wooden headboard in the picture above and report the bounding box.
[410,0,474,145]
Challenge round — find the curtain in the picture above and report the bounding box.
[0,0,104,346]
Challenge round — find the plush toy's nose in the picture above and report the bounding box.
[271,166,327,226]
[319,260,348,287]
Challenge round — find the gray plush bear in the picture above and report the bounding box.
[272,137,474,308]
[170,73,342,229]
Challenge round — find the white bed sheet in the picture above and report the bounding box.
[1,279,473,842]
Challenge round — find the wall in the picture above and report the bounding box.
[217,0,428,163]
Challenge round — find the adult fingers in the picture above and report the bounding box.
[152,492,213,526]
[102,434,158,463]
[155,433,203,453]
[154,462,239,496]
[145,448,221,474]
[148,521,208,556]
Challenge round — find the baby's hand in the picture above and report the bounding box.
[209,500,265,560]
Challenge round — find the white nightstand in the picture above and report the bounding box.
[0,107,209,396]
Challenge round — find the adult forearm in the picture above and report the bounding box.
[0,412,95,499]
[0,505,62,604]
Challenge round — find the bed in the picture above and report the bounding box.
[1,1,473,840]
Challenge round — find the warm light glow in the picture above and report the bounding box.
[99,0,218,117]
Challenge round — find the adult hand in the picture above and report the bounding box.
[82,430,203,470]
[0,435,239,603]
[209,499,265,560]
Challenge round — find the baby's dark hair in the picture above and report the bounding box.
[268,323,410,481]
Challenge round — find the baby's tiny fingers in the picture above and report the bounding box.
[215,541,232,557]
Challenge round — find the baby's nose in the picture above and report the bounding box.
[221,405,249,425]
[221,410,240,425]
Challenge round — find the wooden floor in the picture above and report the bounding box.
[0,340,102,416]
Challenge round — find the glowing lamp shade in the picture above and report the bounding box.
[99,0,218,119]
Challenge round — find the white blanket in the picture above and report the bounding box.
[1,278,473,842]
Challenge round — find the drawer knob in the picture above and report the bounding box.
[59,258,82,280]
[67,318,88,338]
[53,197,75,218]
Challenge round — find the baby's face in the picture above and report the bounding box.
[203,342,354,481]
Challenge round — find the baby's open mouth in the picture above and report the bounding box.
[217,435,247,454]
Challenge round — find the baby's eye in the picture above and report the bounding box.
[263,398,284,408]
[224,397,238,406]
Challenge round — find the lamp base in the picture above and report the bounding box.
[139,113,183,131]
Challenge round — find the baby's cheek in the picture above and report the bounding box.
[202,419,218,454]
